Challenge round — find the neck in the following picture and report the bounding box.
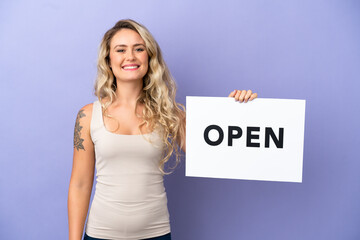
[114,79,143,106]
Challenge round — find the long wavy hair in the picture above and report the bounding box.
[94,19,185,174]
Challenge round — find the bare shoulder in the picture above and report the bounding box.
[75,103,93,128]
[79,103,94,115]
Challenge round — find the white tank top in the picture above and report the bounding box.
[85,100,171,240]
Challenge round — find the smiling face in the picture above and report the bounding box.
[108,28,149,83]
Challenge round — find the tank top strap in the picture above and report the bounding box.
[90,99,103,142]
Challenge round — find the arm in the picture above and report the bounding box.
[68,104,95,240]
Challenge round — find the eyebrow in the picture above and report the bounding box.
[113,43,145,49]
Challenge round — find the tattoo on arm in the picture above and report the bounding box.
[74,109,86,151]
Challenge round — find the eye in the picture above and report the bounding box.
[116,49,125,53]
[135,48,145,52]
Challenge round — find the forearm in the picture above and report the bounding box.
[68,184,92,240]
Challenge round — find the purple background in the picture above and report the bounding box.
[1,0,359,239]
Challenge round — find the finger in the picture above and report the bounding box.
[239,90,247,102]
[228,90,237,98]
[244,90,252,103]
[249,92,258,101]
[234,90,241,101]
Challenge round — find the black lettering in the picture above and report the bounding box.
[228,126,243,146]
[246,127,260,147]
[265,127,284,148]
[204,125,224,146]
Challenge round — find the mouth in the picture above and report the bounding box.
[122,64,140,70]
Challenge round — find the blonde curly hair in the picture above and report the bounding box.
[94,19,185,174]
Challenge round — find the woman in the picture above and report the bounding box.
[68,19,257,240]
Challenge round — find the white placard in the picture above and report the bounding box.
[186,97,306,183]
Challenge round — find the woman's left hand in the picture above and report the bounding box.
[228,89,258,103]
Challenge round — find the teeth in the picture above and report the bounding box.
[123,66,139,69]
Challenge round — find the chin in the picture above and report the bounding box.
[118,77,144,83]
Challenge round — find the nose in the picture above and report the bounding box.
[125,50,135,61]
